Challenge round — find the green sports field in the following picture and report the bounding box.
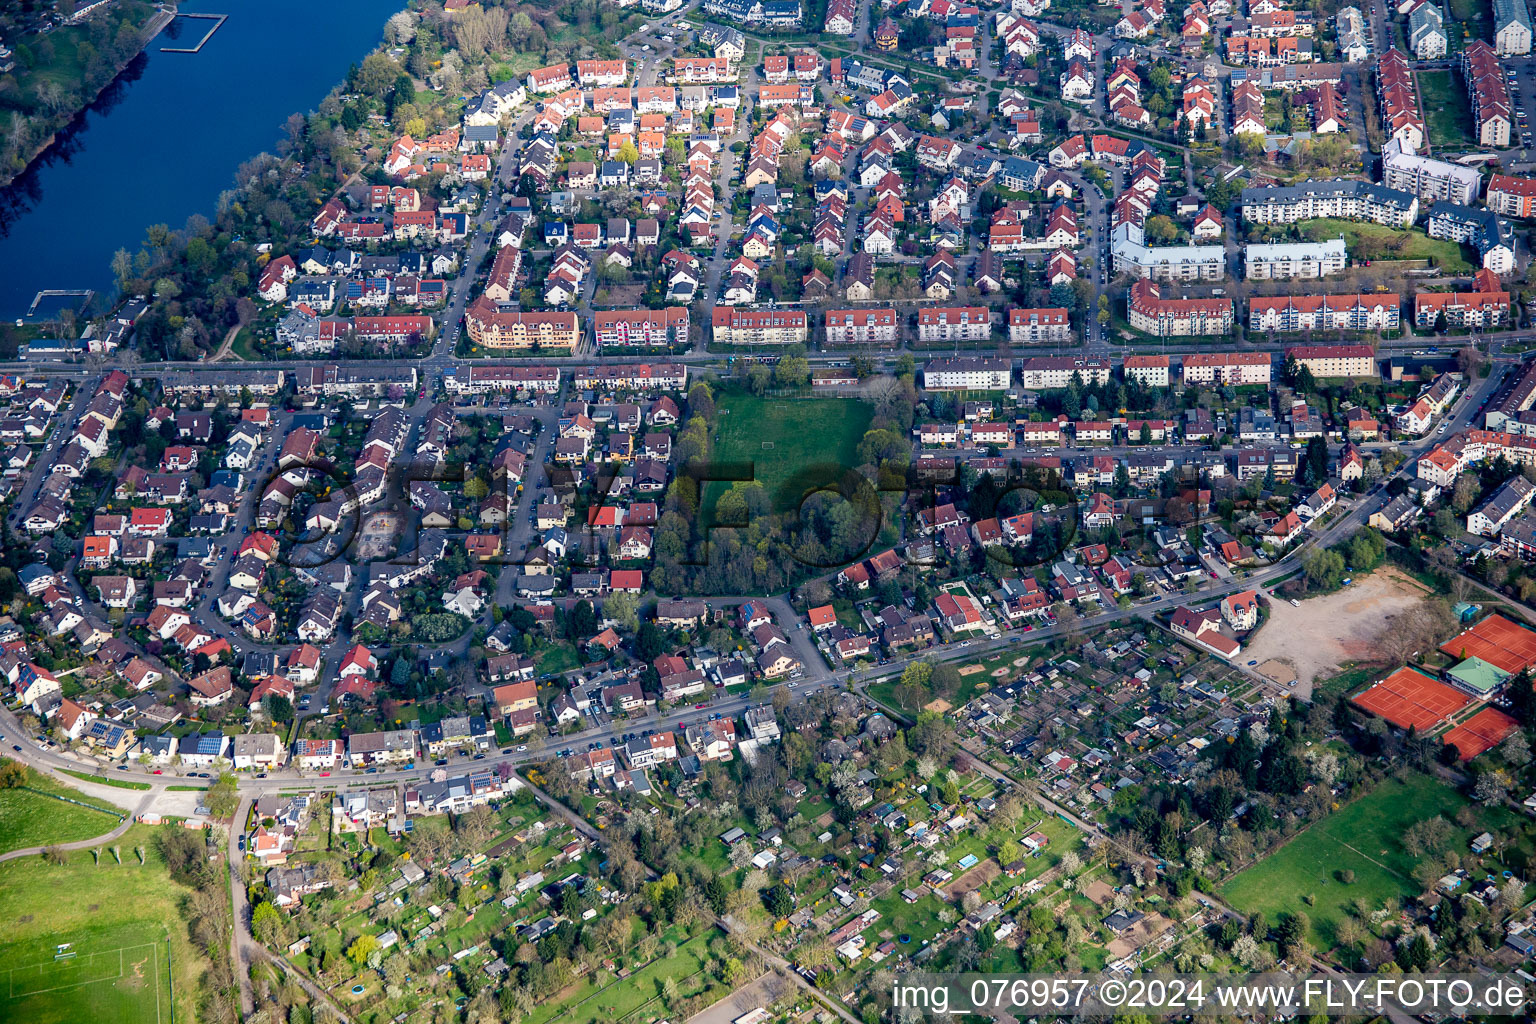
[0,825,197,1024]
[711,389,873,512]
[1220,774,1501,946]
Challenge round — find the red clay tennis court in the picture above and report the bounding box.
[1439,613,1536,676]
[1442,708,1521,761]
[1351,667,1470,731]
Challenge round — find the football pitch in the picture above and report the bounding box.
[712,390,873,511]
[0,935,170,1024]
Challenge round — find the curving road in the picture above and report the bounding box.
[0,788,154,863]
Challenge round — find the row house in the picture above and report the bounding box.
[1463,41,1513,148]
[1376,49,1426,153]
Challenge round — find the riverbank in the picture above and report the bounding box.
[0,2,175,189]
[0,0,391,317]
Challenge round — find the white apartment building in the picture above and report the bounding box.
[1240,180,1419,228]
[922,357,1012,390]
[1122,354,1170,387]
[1110,221,1226,281]
[1181,352,1273,385]
[1381,139,1483,204]
[1018,356,1112,389]
[1244,238,1348,279]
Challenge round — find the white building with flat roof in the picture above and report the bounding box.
[1244,238,1348,279]
[1381,138,1482,204]
[1110,221,1226,281]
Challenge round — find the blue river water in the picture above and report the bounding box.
[0,0,393,319]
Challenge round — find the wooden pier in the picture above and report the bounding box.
[159,12,226,53]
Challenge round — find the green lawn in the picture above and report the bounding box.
[1449,0,1492,41]
[0,769,125,856]
[1297,218,1475,273]
[534,642,582,677]
[0,824,198,1024]
[58,769,151,791]
[710,388,874,513]
[228,326,262,362]
[1417,70,1476,148]
[1220,773,1506,947]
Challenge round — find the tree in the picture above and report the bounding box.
[251,901,286,945]
[605,591,640,632]
[1474,770,1510,804]
[205,772,239,819]
[384,10,418,44]
[346,933,380,967]
[774,353,810,388]
[1145,215,1179,243]
[746,365,773,395]
[0,758,25,788]
[1302,548,1344,590]
[762,883,794,917]
[356,53,403,97]
[264,694,294,724]
[635,621,666,661]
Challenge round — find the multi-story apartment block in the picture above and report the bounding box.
[1463,41,1512,147]
[1240,180,1419,228]
[1181,352,1273,385]
[1006,307,1072,344]
[825,308,900,345]
[1495,0,1533,54]
[1487,173,1536,217]
[1122,354,1170,387]
[1249,294,1400,332]
[1110,221,1226,281]
[1376,49,1426,152]
[1414,269,1511,328]
[710,306,808,345]
[592,308,690,348]
[917,307,993,343]
[1425,202,1517,274]
[1382,139,1482,203]
[1407,1,1448,59]
[1287,344,1377,378]
[444,365,563,394]
[1126,279,1233,337]
[1244,238,1347,279]
[465,298,581,351]
[1018,356,1113,389]
[570,364,688,390]
[922,357,1012,391]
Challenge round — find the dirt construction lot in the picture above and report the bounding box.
[1242,567,1432,695]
